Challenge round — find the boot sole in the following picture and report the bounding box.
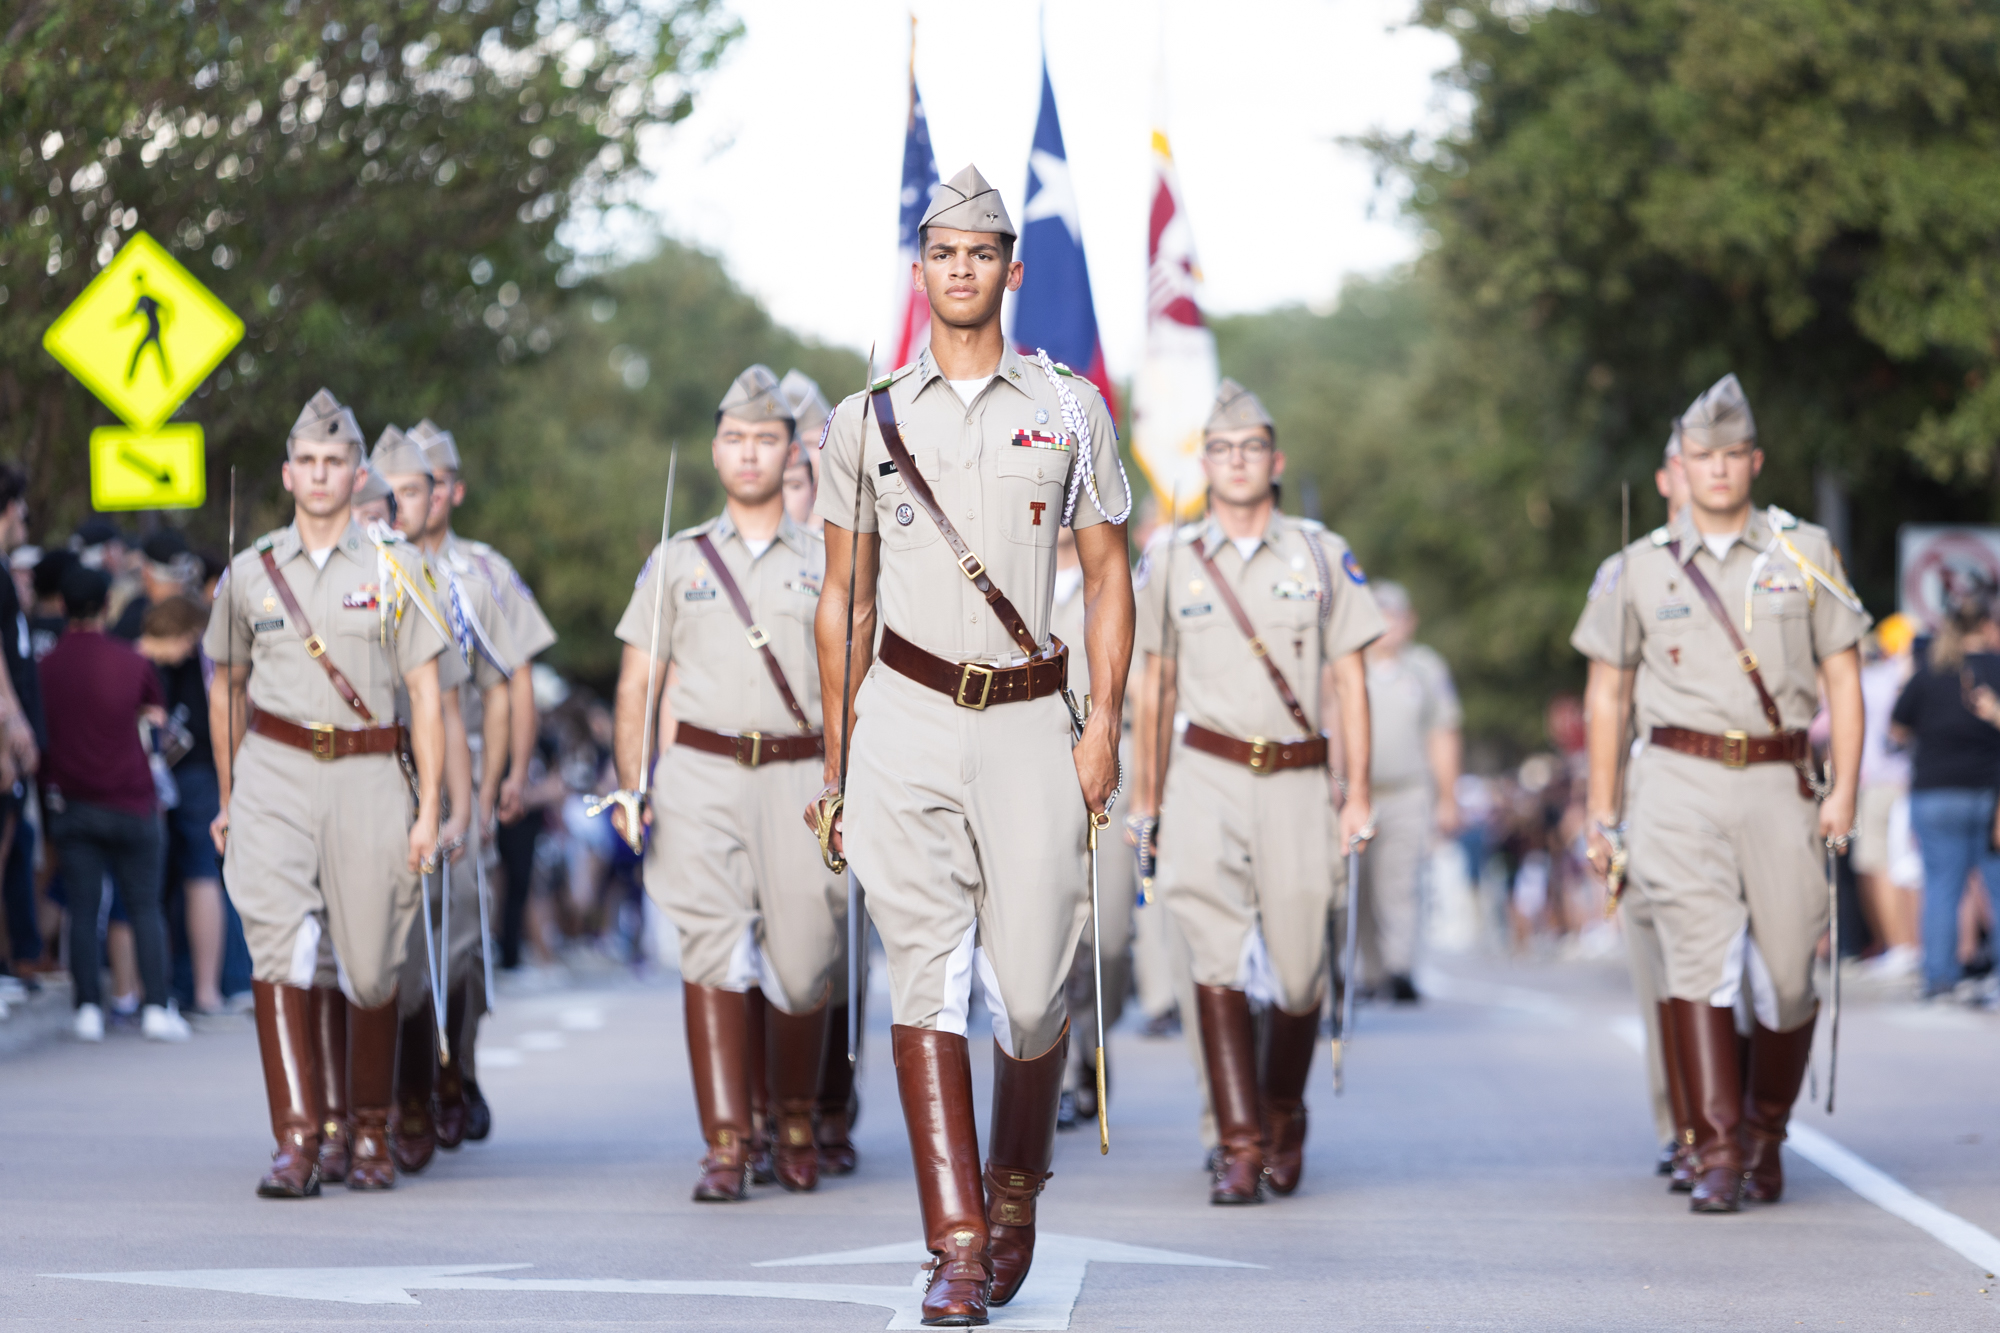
[919,1315,988,1327]
[1210,1193,1264,1206]
[1689,1197,1741,1213]
[256,1175,321,1199]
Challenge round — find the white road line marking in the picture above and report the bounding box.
[1422,967,2000,1280]
[48,1236,1258,1330]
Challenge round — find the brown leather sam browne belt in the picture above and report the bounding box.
[878,627,1068,710]
[1183,722,1328,774]
[1649,725,1808,768]
[250,711,407,760]
[675,721,823,767]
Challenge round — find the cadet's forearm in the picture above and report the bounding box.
[1076,524,1134,725]
[442,688,472,821]
[816,524,878,788]
[1583,660,1634,821]
[612,642,664,793]
[480,679,510,811]
[405,662,445,818]
[1427,727,1463,796]
[507,665,537,789]
[1330,650,1371,808]
[208,666,250,806]
[1132,654,1177,814]
[1823,646,1863,799]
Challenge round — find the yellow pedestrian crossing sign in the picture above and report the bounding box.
[43,231,241,512]
[88,425,207,512]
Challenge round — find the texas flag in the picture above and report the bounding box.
[1012,58,1118,420]
[890,65,940,370]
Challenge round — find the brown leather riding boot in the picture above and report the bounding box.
[1741,1009,1816,1203]
[435,981,469,1149]
[986,1022,1067,1307]
[816,1003,859,1176]
[1259,1001,1319,1197]
[1671,998,1744,1213]
[1657,1001,1697,1193]
[685,983,755,1202]
[347,993,400,1190]
[391,1009,437,1174]
[1196,985,1265,1205]
[894,1025,992,1327]
[745,986,777,1184]
[309,987,351,1184]
[252,981,323,1198]
[768,995,830,1192]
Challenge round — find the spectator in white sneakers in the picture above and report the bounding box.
[39,563,187,1042]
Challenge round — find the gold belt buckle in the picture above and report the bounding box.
[1246,737,1275,773]
[736,731,764,767]
[1720,729,1749,768]
[310,723,337,760]
[955,662,995,710]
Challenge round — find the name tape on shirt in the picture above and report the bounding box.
[1010,428,1070,452]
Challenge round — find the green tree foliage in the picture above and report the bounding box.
[455,239,863,686]
[0,0,736,537]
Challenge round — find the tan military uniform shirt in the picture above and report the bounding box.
[204,520,447,726]
[442,531,557,663]
[1136,513,1385,740]
[1570,506,1868,729]
[814,344,1129,665]
[1368,643,1461,791]
[616,511,825,734]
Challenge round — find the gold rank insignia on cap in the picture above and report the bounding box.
[289,387,365,450]
[1678,372,1756,451]
[778,370,831,443]
[408,417,461,471]
[368,424,430,479]
[1204,377,1275,435]
[921,163,1017,239]
[718,364,795,426]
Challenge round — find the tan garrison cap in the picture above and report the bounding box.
[353,464,392,506]
[409,418,461,472]
[1204,378,1275,435]
[1678,373,1756,450]
[289,388,365,450]
[920,163,1016,239]
[369,424,431,479]
[779,370,831,442]
[717,364,795,426]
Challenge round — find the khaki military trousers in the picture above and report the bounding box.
[224,732,418,1009]
[645,742,843,1016]
[1156,743,1345,1015]
[1357,783,1431,984]
[1626,745,1826,1032]
[1619,888,1675,1147]
[844,661,1088,1061]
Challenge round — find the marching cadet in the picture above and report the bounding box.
[1355,580,1462,1004]
[1576,374,1865,1213]
[205,389,448,1197]
[604,365,846,1201]
[778,367,863,1173]
[410,417,555,1142]
[807,164,1135,1325]
[363,426,516,1173]
[1130,379,1383,1207]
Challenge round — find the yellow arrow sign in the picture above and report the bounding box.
[43,232,243,432]
[88,424,207,512]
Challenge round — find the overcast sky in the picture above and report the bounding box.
[632,0,1460,375]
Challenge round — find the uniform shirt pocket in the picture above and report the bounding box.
[878,446,941,551]
[995,444,1067,546]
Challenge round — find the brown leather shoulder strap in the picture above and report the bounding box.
[1192,540,1318,737]
[691,531,815,735]
[1667,540,1784,735]
[869,387,1042,658]
[256,545,378,725]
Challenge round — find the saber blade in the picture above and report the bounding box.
[626,445,679,855]
[476,832,496,1012]
[420,868,449,1059]
[1089,810,1111,1154]
[1334,844,1362,1094]
[1826,841,1840,1113]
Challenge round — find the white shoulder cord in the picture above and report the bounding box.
[1031,348,1133,527]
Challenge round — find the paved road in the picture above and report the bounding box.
[4,954,1998,1330]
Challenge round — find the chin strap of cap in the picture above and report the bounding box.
[1031,348,1132,528]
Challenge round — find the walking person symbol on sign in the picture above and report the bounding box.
[121,273,171,384]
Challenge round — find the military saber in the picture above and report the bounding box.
[1134,482,1182,898]
[223,467,236,851]
[419,867,450,1061]
[1088,804,1112,1154]
[819,346,876,877]
[589,445,677,852]
[1332,835,1364,1095]
[475,825,496,1012]
[1603,481,1634,917]
[1825,835,1843,1112]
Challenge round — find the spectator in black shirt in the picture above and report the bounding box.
[0,468,44,983]
[1891,591,2000,998]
